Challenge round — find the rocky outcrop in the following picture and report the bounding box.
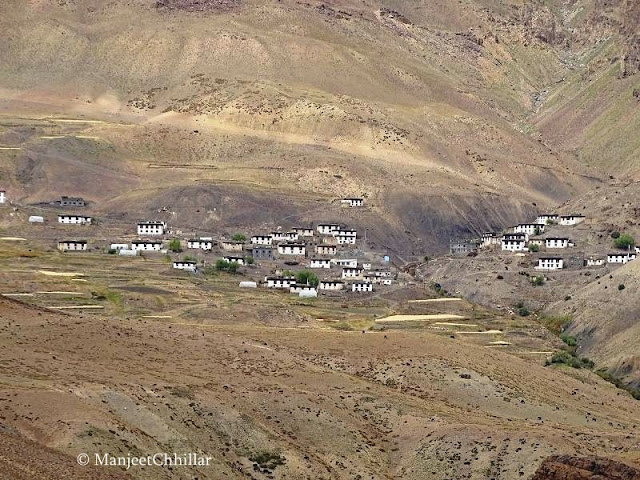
[532,455,640,480]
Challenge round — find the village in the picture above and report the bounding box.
[2,192,398,299]
[449,212,638,274]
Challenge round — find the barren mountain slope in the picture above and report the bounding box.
[1,296,639,479]
[1,0,627,253]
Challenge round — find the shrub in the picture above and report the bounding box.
[216,259,239,273]
[618,284,626,291]
[529,244,540,252]
[531,275,545,286]
[610,231,620,239]
[183,255,196,262]
[547,351,593,369]
[539,314,573,335]
[168,238,182,252]
[245,256,255,265]
[249,451,286,470]
[515,301,530,317]
[560,333,577,347]
[496,275,504,280]
[614,233,635,249]
[231,233,246,242]
[107,248,117,254]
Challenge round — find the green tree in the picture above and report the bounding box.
[216,259,230,271]
[168,238,182,252]
[529,243,540,252]
[614,234,635,249]
[282,270,294,277]
[295,270,319,287]
[232,233,246,242]
[531,275,545,286]
[245,256,255,265]
[228,261,239,273]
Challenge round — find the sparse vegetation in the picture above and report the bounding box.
[531,275,545,286]
[249,451,286,471]
[244,256,254,265]
[539,314,573,335]
[231,233,246,242]
[216,259,239,273]
[515,301,530,317]
[595,369,640,400]
[529,243,540,252]
[546,351,594,369]
[560,332,577,347]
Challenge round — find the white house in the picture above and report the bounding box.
[137,221,166,236]
[332,259,358,268]
[536,214,558,225]
[341,198,364,207]
[559,215,585,226]
[319,280,344,291]
[58,240,87,251]
[251,235,273,246]
[513,223,545,235]
[316,245,337,255]
[342,267,362,279]
[309,258,332,269]
[271,231,299,242]
[110,243,129,251]
[317,224,340,235]
[501,234,528,252]
[607,253,637,264]
[0,190,6,204]
[277,243,306,256]
[188,239,213,250]
[173,261,197,272]
[28,215,44,223]
[481,232,501,248]
[131,240,163,251]
[118,249,138,256]
[351,282,373,292]
[266,277,296,289]
[545,237,573,249]
[223,255,245,265]
[290,284,317,294]
[239,281,257,288]
[535,257,564,270]
[58,215,92,225]
[584,256,605,267]
[292,227,314,237]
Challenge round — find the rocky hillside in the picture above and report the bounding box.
[531,455,640,480]
[1,0,637,253]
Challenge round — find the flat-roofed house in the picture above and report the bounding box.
[342,267,362,279]
[351,282,373,292]
[221,241,244,252]
[584,256,605,267]
[251,247,274,261]
[481,232,501,248]
[535,257,564,270]
[559,214,585,226]
[223,255,245,265]
[265,277,296,289]
[319,280,344,291]
[309,258,332,269]
[545,237,572,249]
[317,223,340,235]
[277,243,306,256]
[131,240,163,251]
[341,198,364,207]
[173,260,197,272]
[187,239,213,250]
[316,245,337,255]
[271,231,299,242]
[60,196,85,207]
[137,221,166,236]
[513,223,545,235]
[292,227,314,237]
[110,243,128,251]
[501,233,528,252]
[536,214,558,225]
[0,190,6,204]
[58,240,87,251]
[251,235,272,246]
[58,214,92,225]
[607,253,636,264]
[332,258,358,268]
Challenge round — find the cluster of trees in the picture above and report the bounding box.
[611,232,635,250]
